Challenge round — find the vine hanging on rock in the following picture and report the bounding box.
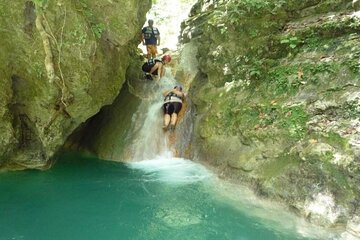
[34,1,73,131]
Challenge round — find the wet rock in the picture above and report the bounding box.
[0,0,151,168]
[347,216,360,237]
[304,191,344,226]
[182,0,360,232]
[353,0,360,11]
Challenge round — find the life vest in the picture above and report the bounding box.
[142,59,162,74]
[143,27,159,40]
[147,58,161,65]
[164,92,183,103]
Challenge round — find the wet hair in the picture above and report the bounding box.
[174,85,183,91]
[162,55,171,62]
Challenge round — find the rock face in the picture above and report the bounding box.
[0,0,150,169]
[181,0,360,230]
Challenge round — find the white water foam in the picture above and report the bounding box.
[210,179,356,240]
[127,155,211,184]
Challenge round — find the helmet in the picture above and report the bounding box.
[174,85,182,91]
[162,55,171,62]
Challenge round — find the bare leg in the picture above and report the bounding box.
[170,113,178,126]
[163,114,171,128]
[146,46,151,60]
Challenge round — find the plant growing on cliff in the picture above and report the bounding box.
[33,0,49,9]
[267,65,301,95]
[78,0,105,39]
[280,36,303,49]
[226,0,287,18]
[278,106,309,139]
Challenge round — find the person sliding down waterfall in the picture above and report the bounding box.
[142,55,171,81]
[162,85,184,131]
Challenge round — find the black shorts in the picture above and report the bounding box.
[142,63,158,75]
[163,102,182,115]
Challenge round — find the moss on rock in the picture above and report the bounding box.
[182,0,360,229]
[0,0,151,169]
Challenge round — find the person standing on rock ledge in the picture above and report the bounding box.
[141,19,160,60]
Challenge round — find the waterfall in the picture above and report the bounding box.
[126,69,182,161]
[122,0,209,183]
[124,66,211,184]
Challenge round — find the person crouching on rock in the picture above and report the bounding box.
[142,55,171,81]
[162,85,184,131]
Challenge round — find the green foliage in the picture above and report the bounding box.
[344,100,360,119]
[315,63,335,74]
[219,99,309,140]
[267,65,300,95]
[345,47,360,74]
[92,23,106,39]
[278,106,309,139]
[229,0,286,15]
[280,36,303,49]
[349,17,360,29]
[266,62,339,96]
[33,0,48,7]
[220,25,228,35]
[32,62,45,79]
[249,29,259,38]
[322,162,352,196]
[78,0,105,39]
[321,132,350,151]
[33,0,49,12]
[224,0,287,24]
[347,60,360,74]
[69,27,87,45]
[234,58,266,84]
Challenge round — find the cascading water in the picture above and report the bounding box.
[126,70,180,160]
[127,0,200,165]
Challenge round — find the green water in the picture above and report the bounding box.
[0,152,333,240]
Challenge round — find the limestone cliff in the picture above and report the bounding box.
[0,0,150,169]
[181,0,360,232]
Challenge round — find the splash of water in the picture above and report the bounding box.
[128,156,211,184]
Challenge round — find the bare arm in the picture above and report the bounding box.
[172,89,184,97]
[163,90,171,97]
[149,62,160,75]
[149,62,162,81]
[158,63,164,80]
[141,33,145,45]
[163,89,184,97]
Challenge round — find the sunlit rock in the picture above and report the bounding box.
[304,192,343,226]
